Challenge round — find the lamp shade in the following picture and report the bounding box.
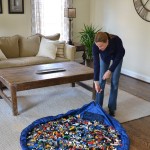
[64,8,76,18]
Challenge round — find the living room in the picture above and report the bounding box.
[0,0,150,150]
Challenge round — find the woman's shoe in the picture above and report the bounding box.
[109,110,115,117]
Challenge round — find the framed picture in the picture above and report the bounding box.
[0,0,2,14]
[8,0,24,14]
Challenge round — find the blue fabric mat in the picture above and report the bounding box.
[20,101,129,150]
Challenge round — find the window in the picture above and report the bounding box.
[39,0,62,36]
[31,0,73,41]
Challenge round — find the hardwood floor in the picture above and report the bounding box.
[119,75,150,102]
[119,74,150,150]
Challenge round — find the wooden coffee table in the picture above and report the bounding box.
[0,62,94,116]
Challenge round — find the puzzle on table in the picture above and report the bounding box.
[20,101,129,150]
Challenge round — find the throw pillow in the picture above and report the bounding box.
[36,37,57,59]
[56,41,65,58]
[0,49,7,60]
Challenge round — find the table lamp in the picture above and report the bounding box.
[64,8,76,45]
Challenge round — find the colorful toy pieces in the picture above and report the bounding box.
[25,115,121,149]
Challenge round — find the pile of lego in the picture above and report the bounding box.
[26,115,122,149]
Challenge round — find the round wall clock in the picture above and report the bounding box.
[133,0,150,22]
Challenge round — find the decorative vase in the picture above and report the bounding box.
[85,59,93,68]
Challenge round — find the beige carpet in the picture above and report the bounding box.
[0,82,150,150]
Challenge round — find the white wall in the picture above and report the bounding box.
[0,0,31,36]
[73,0,90,42]
[90,0,150,83]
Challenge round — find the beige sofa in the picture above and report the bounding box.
[0,33,76,69]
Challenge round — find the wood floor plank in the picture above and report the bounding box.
[122,116,150,150]
[119,74,150,150]
[119,74,150,102]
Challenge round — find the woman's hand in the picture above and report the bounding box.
[94,81,102,93]
[103,70,111,80]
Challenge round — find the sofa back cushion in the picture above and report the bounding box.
[19,35,41,57]
[37,33,60,41]
[0,35,19,58]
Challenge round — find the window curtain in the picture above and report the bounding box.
[31,0,43,34]
[31,0,73,42]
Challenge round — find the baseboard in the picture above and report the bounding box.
[121,68,150,83]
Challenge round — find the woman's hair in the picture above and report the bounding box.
[94,32,108,43]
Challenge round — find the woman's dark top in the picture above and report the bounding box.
[92,33,125,81]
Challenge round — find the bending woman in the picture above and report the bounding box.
[92,32,125,116]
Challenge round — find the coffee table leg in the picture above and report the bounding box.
[0,82,3,99]
[10,86,18,116]
[71,83,75,87]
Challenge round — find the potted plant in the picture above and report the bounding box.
[79,24,101,66]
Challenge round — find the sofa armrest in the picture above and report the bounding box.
[64,44,76,61]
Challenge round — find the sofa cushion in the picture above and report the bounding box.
[0,57,70,69]
[56,41,65,58]
[44,33,60,40]
[35,33,60,41]
[36,37,57,59]
[0,35,19,58]
[0,49,7,60]
[19,35,41,57]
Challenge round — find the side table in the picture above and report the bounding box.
[73,43,86,65]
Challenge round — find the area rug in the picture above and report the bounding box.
[0,82,150,150]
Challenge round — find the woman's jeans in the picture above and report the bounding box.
[95,59,123,111]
